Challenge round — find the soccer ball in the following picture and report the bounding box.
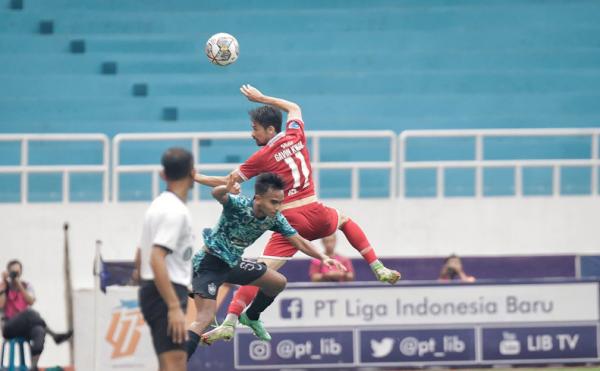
[205,33,239,66]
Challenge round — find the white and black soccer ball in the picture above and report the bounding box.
[205,33,239,66]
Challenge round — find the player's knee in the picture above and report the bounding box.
[338,214,350,228]
[263,271,287,296]
[195,308,215,324]
[273,272,287,293]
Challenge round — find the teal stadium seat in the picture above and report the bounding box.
[0,337,30,371]
[1,0,599,200]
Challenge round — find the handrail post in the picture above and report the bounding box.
[592,133,598,196]
[398,133,405,198]
[475,134,483,198]
[389,134,397,199]
[312,136,320,198]
[112,135,120,202]
[21,138,28,204]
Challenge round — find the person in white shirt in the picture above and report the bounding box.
[138,147,197,371]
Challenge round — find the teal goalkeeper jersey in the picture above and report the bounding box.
[193,194,297,269]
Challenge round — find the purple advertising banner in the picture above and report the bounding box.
[235,330,354,368]
[359,328,476,364]
[482,325,598,361]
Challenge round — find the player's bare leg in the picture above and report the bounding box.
[205,267,287,343]
[337,214,401,284]
[185,295,217,358]
[223,258,287,326]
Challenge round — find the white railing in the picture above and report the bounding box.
[0,134,110,203]
[399,128,600,198]
[113,131,396,202]
[1,129,598,203]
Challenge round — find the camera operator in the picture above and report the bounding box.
[439,254,476,282]
[0,260,72,371]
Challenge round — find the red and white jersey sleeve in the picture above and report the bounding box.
[237,119,315,203]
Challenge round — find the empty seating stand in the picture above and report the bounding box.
[1,0,600,200]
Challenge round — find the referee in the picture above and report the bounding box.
[138,147,197,371]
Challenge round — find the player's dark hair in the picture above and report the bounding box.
[7,259,22,271]
[255,172,285,195]
[249,106,283,133]
[161,147,194,181]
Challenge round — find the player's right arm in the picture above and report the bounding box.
[286,235,347,272]
[149,245,187,344]
[240,84,302,122]
[211,175,240,204]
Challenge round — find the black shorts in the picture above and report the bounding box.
[139,280,188,355]
[191,252,267,300]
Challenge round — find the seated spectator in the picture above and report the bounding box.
[309,233,355,282]
[0,260,72,371]
[439,254,476,282]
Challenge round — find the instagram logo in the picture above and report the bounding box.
[249,340,271,361]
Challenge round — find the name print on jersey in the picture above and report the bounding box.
[274,141,305,162]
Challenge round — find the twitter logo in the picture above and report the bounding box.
[371,337,395,358]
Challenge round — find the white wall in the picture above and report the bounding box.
[1,196,598,366]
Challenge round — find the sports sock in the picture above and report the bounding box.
[186,330,201,360]
[224,313,239,325]
[228,285,260,316]
[340,219,378,264]
[245,290,276,321]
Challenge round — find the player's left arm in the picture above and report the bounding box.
[240,84,302,122]
[286,234,347,272]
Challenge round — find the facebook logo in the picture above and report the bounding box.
[280,298,303,319]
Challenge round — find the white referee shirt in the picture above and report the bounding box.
[139,191,196,287]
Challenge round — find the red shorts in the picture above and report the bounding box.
[262,202,339,259]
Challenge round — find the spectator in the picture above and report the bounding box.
[0,260,72,371]
[309,233,355,282]
[439,254,476,282]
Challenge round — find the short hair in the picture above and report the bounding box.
[7,260,22,271]
[249,106,283,133]
[255,172,285,195]
[161,147,194,181]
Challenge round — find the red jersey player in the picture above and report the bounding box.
[194,84,400,343]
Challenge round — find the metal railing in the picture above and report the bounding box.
[112,131,396,202]
[0,134,110,203]
[399,128,600,198]
[1,128,598,203]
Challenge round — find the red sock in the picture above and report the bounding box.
[340,219,378,264]
[227,285,260,316]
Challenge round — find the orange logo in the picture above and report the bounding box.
[105,300,145,359]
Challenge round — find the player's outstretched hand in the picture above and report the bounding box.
[167,307,188,344]
[240,84,265,102]
[322,258,347,272]
[225,175,241,195]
